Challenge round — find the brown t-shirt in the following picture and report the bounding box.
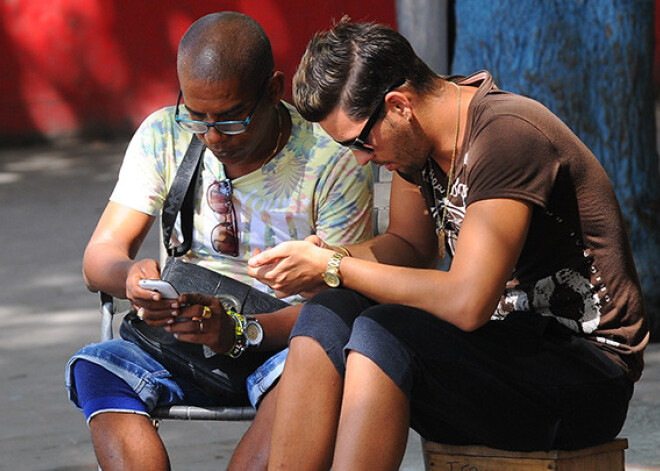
[404,71,648,381]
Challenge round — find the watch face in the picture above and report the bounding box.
[245,321,263,345]
[322,272,341,288]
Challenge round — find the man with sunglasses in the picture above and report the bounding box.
[65,12,373,470]
[247,18,648,469]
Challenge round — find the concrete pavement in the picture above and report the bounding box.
[0,140,658,470]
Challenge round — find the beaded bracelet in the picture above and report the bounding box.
[224,307,247,358]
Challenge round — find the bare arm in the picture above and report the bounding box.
[82,201,157,299]
[340,172,438,268]
[87,203,303,352]
[337,199,531,330]
[247,173,438,295]
[250,198,532,332]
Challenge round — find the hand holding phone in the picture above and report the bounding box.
[138,279,180,299]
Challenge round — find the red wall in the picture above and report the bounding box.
[0,1,396,144]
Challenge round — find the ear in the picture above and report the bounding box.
[385,90,413,122]
[267,71,286,104]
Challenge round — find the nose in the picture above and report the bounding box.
[202,127,229,147]
[352,150,374,166]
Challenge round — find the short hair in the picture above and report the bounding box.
[293,17,436,122]
[177,12,274,89]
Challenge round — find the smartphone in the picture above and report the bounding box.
[138,279,180,299]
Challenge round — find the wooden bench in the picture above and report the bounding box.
[422,438,628,471]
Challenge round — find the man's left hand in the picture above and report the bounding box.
[165,293,236,354]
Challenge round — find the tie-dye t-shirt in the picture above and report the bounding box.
[110,101,374,298]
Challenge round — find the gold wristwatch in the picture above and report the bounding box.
[322,252,346,288]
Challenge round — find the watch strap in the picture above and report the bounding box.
[322,251,346,287]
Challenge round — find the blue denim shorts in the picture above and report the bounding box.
[65,339,287,412]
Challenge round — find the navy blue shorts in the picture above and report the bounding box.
[291,288,633,451]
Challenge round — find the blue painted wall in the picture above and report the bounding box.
[452,0,660,337]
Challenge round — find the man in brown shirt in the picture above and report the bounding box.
[248,18,649,470]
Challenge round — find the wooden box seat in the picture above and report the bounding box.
[423,438,628,471]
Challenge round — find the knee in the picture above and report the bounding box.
[360,303,411,333]
[345,306,417,397]
[306,288,375,325]
[293,289,373,345]
[290,290,373,378]
[349,303,442,363]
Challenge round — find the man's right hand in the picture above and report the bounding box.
[126,259,178,326]
[248,240,333,297]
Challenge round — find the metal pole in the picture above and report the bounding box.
[396,0,450,74]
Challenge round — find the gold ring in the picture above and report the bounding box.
[199,321,205,332]
[201,306,213,319]
[137,307,145,320]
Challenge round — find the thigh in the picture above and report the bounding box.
[352,306,633,451]
[67,338,235,410]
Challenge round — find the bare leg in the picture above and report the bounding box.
[333,351,410,471]
[90,412,170,471]
[268,336,344,470]
[228,384,280,470]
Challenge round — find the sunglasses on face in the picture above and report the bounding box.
[207,179,239,256]
[174,76,271,136]
[339,79,406,154]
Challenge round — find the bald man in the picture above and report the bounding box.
[65,12,373,470]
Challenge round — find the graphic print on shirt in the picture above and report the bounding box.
[494,267,602,334]
[427,152,603,335]
[422,160,466,257]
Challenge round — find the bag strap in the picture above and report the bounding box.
[161,136,206,257]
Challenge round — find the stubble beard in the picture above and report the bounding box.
[391,126,429,175]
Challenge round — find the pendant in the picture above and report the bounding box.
[438,229,446,260]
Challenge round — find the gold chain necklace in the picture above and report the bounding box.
[221,104,283,181]
[430,81,461,260]
[263,103,283,166]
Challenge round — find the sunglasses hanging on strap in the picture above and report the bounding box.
[121,134,290,399]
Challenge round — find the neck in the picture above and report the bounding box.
[224,104,289,179]
[423,79,473,173]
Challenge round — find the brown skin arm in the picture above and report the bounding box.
[86,203,302,352]
[83,201,158,299]
[332,198,532,331]
[246,173,438,295]
[347,172,439,267]
[83,201,183,324]
[249,197,532,332]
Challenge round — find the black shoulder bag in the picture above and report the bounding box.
[120,136,289,401]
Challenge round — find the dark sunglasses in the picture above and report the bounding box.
[207,179,239,256]
[340,79,406,154]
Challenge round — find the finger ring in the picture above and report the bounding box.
[137,307,145,320]
[199,321,205,332]
[201,306,213,319]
